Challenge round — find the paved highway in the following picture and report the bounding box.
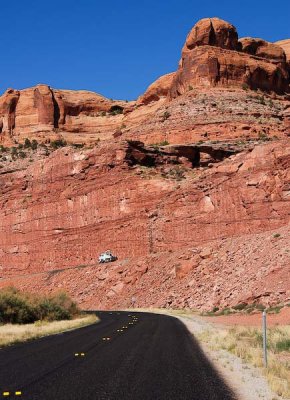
[0,311,237,399]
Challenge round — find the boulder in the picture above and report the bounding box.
[182,17,240,54]
[239,38,286,62]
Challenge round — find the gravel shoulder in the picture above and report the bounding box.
[178,314,286,400]
[131,308,288,400]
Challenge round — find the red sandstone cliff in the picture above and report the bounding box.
[0,17,289,310]
[0,18,289,147]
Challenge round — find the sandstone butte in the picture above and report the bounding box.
[0,17,289,311]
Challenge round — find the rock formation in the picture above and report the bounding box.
[0,17,289,311]
[169,18,289,98]
[240,38,286,62]
[0,140,289,310]
[0,17,289,146]
[137,72,176,105]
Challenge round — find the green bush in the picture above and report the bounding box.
[31,139,38,150]
[152,141,169,148]
[276,339,290,352]
[24,138,32,148]
[0,287,79,324]
[108,105,123,115]
[162,111,171,121]
[232,302,247,311]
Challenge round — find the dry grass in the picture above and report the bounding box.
[197,325,290,398]
[0,314,98,347]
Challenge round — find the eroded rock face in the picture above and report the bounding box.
[0,85,130,144]
[0,89,20,135]
[240,38,286,62]
[170,46,289,98]
[169,18,289,98]
[137,72,175,105]
[34,85,55,126]
[0,18,290,146]
[276,39,290,60]
[0,140,289,310]
[183,17,240,52]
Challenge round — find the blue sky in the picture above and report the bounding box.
[1,0,289,100]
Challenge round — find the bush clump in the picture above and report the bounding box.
[50,139,67,149]
[24,138,38,150]
[0,287,79,324]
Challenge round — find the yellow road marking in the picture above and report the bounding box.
[80,353,85,356]
[3,392,10,397]
[15,392,22,396]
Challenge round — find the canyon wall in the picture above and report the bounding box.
[0,17,289,310]
[0,140,289,309]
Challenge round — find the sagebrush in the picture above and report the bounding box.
[0,287,79,324]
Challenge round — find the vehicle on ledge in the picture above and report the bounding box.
[98,250,118,264]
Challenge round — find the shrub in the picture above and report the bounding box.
[257,95,266,105]
[242,83,249,91]
[18,151,27,159]
[0,288,36,324]
[11,147,17,155]
[254,303,266,311]
[108,105,123,115]
[72,143,84,149]
[258,131,269,141]
[267,305,283,314]
[24,138,32,148]
[0,287,79,324]
[273,233,281,238]
[276,339,290,352]
[188,85,193,91]
[152,140,169,148]
[31,139,38,150]
[50,139,67,149]
[232,302,247,311]
[162,111,171,121]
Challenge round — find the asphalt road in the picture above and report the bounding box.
[0,311,237,400]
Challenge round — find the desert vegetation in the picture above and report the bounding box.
[0,287,97,346]
[197,325,290,398]
[0,287,79,324]
[0,315,97,347]
[202,302,290,316]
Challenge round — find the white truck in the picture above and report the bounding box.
[98,250,118,264]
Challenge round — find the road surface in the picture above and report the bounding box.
[0,311,237,399]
